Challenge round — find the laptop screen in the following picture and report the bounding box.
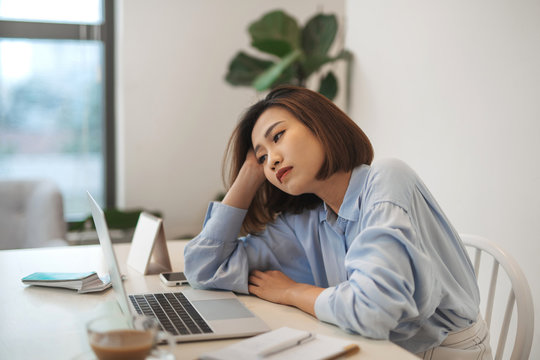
[87,192,131,316]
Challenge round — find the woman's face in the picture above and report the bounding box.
[251,107,325,195]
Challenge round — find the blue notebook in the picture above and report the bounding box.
[22,272,111,293]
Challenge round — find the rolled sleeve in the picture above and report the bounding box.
[313,202,427,340]
[314,287,338,324]
[201,201,247,242]
[184,202,250,293]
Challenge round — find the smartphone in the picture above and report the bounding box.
[159,272,189,286]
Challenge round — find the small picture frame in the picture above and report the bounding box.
[127,212,172,275]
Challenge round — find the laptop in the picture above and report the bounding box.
[87,192,270,342]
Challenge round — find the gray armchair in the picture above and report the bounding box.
[0,180,67,250]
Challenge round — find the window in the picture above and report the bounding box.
[0,0,115,221]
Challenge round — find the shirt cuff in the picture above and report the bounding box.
[314,286,338,325]
[201,201,247,242]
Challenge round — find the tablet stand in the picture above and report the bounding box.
[127,212,172,275]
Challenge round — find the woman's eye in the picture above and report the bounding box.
[257,154,267,164]
[273,130,284,143]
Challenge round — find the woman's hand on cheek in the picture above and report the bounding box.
[243,150,266,187]
[222,150,265,209]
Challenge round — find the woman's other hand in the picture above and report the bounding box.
[248,270,324,317]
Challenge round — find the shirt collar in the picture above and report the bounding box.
[318,164,370,223]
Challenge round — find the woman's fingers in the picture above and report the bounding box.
[248,283,260,295]
[250,269,265,277]
[248,271,266,296]
[248,272,263,286]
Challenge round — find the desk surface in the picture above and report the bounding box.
[0,241,418,360]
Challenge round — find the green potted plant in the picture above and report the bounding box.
[225,9,352,101]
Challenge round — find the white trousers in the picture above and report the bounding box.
[416,316,493,360]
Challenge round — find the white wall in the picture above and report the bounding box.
[115,0,346,238]
[346,0,540,358]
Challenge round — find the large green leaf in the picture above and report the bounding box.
[302,55,334,79]
[253,49,302,91]
[225,51,274,86]
[302,48,353,86]
[318,71,338,101]
[249,10,300,57]
[301,14,338,76]
[302,14,337,58]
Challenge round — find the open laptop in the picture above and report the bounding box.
[87,192,270,342]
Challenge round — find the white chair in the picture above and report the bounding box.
[460,234,534,360]
[0,180,67,250]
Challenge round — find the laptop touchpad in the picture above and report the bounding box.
[193,299,255,321]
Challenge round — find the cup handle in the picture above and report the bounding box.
[149,331,176,360]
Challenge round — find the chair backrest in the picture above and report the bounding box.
[460,234,534,360]
[0,180,67,250]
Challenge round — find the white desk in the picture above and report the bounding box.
[0,241,418,360]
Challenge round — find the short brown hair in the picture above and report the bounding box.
[224,86,373,234]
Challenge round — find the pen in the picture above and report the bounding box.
[257,332,315,358]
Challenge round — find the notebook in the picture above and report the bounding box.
[199,327,360,360]
[87,192,270,342]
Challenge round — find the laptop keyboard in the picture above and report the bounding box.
[129,292,213,335]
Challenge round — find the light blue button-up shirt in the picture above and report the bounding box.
[184,158,480,353]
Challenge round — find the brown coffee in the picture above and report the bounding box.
[89,329,153,360]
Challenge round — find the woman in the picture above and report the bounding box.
[184,86,492,359]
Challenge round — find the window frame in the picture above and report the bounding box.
[0,0,116,212]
